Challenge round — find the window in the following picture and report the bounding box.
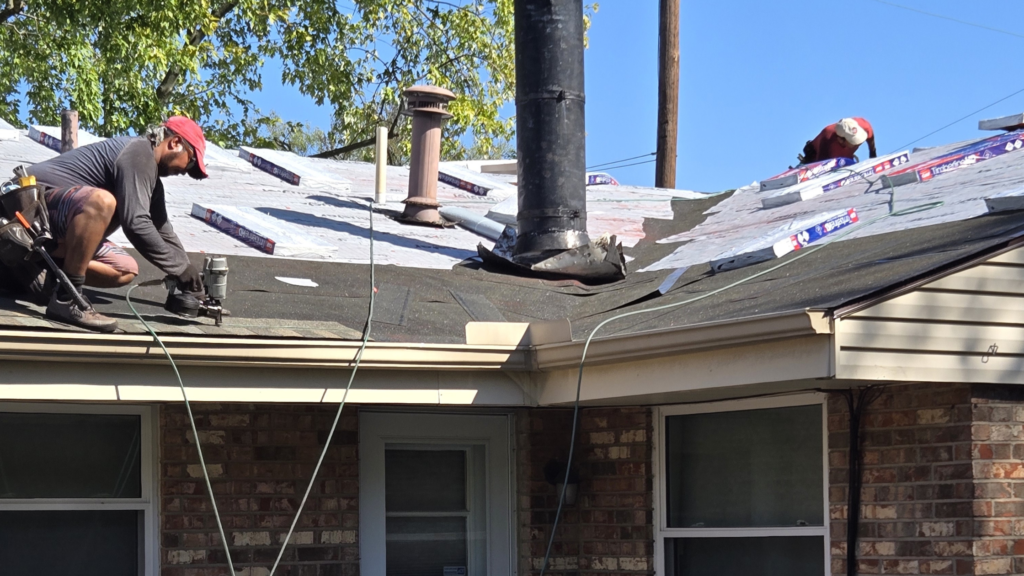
[0,404,156,576]
[385,446,487,575]
[656,395,829,576]
[360,412,513,576]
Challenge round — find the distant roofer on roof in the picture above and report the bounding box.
[16,115,209,331]
[798,117,877,165]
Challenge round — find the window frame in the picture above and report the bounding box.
[0,402,158,576]
[359,411,515,576]
[653,393,830,576]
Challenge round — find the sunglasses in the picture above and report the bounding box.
[173,136,196,171]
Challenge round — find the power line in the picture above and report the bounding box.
[587,152,655,170]
[866,0,1024,41]
[597,158,657,171]
[890,85,1024,153]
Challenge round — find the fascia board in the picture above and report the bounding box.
[0,310,834,375]
[0,331,529,371]
[533,309,833,370]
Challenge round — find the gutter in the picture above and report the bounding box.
[0,310,833,374]
[531,309,833,370]
[0,330,529,371]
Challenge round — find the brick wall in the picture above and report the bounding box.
[517,407,653,576]
[160,403,359,576]
[829,383,1024,576]
[828,383,975,575]
[971,385,1024,576]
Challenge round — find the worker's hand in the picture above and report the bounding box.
[176,264,204,294]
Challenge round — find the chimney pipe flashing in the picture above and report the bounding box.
[499,0,624,283]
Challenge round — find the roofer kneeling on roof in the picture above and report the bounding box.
[13,116,209,331]
[798,117,877,165]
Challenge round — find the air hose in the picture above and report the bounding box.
[538,172,943,575]
[125,199,377,576]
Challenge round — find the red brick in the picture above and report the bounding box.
[160,405,358,576]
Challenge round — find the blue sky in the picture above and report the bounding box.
[251,0,1024,191]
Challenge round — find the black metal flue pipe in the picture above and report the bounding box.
[513,0,590,258]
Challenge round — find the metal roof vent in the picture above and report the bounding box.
[401,85,456,225]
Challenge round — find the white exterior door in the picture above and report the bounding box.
[359,412,513,576]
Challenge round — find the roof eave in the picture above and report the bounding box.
[0,330,529,371]
[533,309,834,370]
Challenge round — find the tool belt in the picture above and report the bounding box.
[0,182,55,268]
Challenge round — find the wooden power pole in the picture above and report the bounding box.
[655,0,679,189]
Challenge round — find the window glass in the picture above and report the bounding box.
[0,412,142,499]
[385,445,485,575]
[665,536,824,576]
[664,405,822,528]
[386,450,466,512]
[386,516,468,576]
[0,510,140,575]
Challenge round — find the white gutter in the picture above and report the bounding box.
[0,330,528,371]
[532,309,833,370]
[0,310,832,374]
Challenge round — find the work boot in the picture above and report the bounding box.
[45,291,118,332]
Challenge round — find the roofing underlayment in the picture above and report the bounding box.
[2,120,1024,343]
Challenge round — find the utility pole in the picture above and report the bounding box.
[655,0,679,189]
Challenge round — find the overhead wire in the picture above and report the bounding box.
[586,152,655,170]
[593,158,657,171]
[537,170,945,576]
[889,85,1024,154]
[859,1,1024,154]
[865,0,1024,41]
[125,198,378,576]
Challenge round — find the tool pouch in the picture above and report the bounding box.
[0,184,53,267]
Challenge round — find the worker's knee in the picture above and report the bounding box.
[81,189,117,219]
[113,272,136,287]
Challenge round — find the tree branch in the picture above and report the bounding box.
[310,126,401,159]
[155,1,239,103]
[0,0,25,23]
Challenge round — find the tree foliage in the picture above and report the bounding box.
[0,0,527,159]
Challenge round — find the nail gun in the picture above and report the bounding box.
[162,256,229,326]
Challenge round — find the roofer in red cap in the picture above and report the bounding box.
[21,115,209,331]
[798,117,877,165]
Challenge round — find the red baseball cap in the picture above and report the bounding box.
[163,116,208,179]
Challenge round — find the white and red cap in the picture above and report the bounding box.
[163,116,208,179]
[836,118,868,147]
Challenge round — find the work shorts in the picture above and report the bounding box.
[44,186,139,276]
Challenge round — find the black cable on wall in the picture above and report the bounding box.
[839,386,884,576]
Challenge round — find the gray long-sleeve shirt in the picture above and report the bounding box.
[27,136,190,275]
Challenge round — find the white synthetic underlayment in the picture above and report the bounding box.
[0,118,18,141]
[486,185,713,248]
[643,137,1024,272]
[191,203,339,258]
[0,129,695,268]
[9,124,1018,275]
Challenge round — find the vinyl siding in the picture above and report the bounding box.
[836,247,1024,383]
